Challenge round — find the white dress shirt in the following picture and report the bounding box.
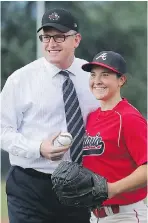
[1,57,99,173]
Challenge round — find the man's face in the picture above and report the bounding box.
[40,28,81,68]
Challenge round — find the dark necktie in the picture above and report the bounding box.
[59,70,85,163]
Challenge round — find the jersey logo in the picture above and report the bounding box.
[82,132,105,156]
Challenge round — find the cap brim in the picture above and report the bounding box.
[82,62,121,74]
[37,23,70,33]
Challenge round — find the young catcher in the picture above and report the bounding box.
[81,51,147,223]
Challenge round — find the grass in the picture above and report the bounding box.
[1,181,8,218]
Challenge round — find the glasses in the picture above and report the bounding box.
[39,33,77,43]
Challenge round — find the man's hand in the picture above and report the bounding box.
[40,133,70,161]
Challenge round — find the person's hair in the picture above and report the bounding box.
[116,73,127,86]
[116,73,122,78]
[42,27,77,35]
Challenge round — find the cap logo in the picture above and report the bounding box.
[96,53,107,61]
[48,12,60,21]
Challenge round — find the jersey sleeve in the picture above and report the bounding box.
[122,113,147,166]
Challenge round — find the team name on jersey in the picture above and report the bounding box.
[82,132,105,156]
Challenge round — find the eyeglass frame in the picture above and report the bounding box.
[39,33,77,43]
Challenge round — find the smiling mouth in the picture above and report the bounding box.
[94,87,106,90]
[48,50,61,53]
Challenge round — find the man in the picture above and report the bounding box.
[1,8,99,223]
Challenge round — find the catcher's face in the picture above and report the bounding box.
[89,66,126,101]
[39,28,81,69]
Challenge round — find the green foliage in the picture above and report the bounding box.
[1,1,36,81]
[1,1,147,117]
[1,181,8,218]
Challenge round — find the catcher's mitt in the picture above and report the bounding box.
[51,161,108,208]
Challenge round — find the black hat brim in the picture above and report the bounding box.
[82,62,121,74]
[37,23,70,33]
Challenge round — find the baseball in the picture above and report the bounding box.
[54,132,73,147]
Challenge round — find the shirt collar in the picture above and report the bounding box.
[65,57,77,76]
[43,57,77,78]
[43,57,61,78]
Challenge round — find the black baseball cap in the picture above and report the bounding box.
[37,8,78,33]
[82,51,127,75]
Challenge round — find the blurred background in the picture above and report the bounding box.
[1,1,147,222]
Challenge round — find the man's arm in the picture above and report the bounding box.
[1,76,70,160]
[1,76,42,159]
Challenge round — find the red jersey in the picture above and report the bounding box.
[82,98,147,205]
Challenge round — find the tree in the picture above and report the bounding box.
[1,1,36,86]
